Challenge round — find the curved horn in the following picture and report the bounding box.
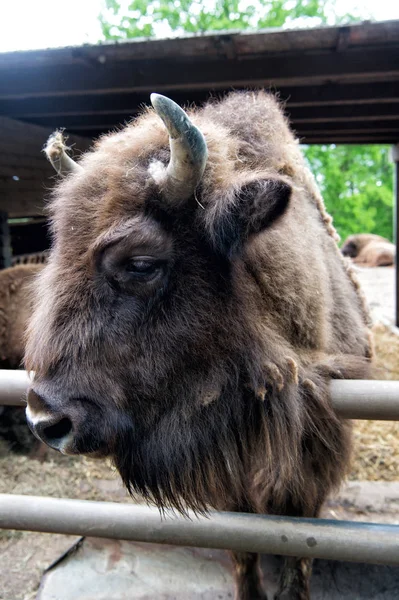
[44,131,83,176]
[150,93,207,202]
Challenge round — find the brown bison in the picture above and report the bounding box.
[25,92,371,600]
[341,233,395,267]
[0,264,44,453]
[0,264,43,368]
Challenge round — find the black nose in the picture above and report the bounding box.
[26,389,75,453]
[34,416,73,449]
[26,387,108,456]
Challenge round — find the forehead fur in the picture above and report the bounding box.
[48,110,233,242]
[47,92,305,249]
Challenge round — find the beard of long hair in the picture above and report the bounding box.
[113,377,262,514]
[112,354,368,516]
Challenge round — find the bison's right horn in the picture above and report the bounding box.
[150,93,207,203]
[44,131,83,176]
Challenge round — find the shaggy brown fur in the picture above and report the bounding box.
[0,264,44,454]
[341,233,395,267]
[0,264,43,368]
[25,91,371,600]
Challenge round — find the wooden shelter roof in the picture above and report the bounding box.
[0,19,398,144]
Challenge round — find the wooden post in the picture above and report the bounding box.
[0,212,11,269]
[392,145,399,327]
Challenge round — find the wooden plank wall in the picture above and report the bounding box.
[0,117,91,217]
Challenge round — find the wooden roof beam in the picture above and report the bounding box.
[1,49,399,100]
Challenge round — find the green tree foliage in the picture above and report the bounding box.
[304,145,393,242]
[99,1,393,243]
[99,0,363,39]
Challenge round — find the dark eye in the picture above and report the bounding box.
[100,244,169,294]
[125,258,161,278]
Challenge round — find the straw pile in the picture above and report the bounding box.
[349,322,399,482]
[0,448,123,503]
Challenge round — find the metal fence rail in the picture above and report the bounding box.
[0,373,398,567]
[330,379,399,420]
[0,370,30,406]
[0,494,398,565]
[1,370,399,420]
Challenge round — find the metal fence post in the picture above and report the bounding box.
[0,212,11,269]
[392,144,399,327]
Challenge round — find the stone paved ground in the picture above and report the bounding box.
[34,478,399,600]
[36,536,399,600]
[354,265,396,328]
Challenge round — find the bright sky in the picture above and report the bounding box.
[0,0,397,53]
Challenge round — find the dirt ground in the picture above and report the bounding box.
[1,266,399,600]
[0,451,131,600]
[349,321,399,482]
[348,266,399,482]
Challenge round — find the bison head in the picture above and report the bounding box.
[25,94,293,511]
[341,233,391,259]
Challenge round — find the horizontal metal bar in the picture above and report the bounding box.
[330,379,399,420]
[0,494,398,565]
[1,371,398,421]
[0,370,30,406]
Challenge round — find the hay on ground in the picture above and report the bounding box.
[349,322,399,481]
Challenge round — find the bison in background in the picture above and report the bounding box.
[341,233,395,267]
[0,264,43,368]
[25,91,372,600]
[0,264,44,453]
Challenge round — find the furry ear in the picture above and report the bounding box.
[204,178,292,256]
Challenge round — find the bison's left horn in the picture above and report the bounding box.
[44,131,83,176]
[150,93,207,202]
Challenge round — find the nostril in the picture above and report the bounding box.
[41,417,73,443]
